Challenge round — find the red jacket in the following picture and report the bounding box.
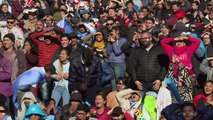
[31,32,61,67]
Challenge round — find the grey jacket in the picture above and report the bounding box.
[200,58,213,81]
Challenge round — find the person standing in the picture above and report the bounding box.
[131,31,168,92]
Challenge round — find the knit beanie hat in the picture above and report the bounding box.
[3,33,15,43]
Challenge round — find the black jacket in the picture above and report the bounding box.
[69,55,102,92]
[131,45,168,84]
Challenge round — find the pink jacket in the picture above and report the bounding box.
[160,37,200,76]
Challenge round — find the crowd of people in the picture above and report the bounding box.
[0,0,213,119]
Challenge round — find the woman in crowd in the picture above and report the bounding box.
[106,26,127,90]
[201,32,212,49]
[194,81,213,108]
[90,92,111,119]
[51,48,70,107]
[200,56,213,81]
[23,38,38,69]
[45,99,59,117]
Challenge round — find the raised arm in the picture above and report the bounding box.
[112,38,127,56]
[160,38,174,56]
[200,58,211,74]
[30,32,44,47]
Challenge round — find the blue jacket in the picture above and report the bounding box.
[106,37,127,63]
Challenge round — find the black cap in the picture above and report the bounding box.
[70,92,83,102]
[3,33,15,43]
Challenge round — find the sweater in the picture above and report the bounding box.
[106,37,127,63]
[199,58,213,81]
[31,32,61,67]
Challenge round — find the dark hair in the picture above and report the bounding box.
[145,17,155,24]
[182,102,196,112]
[24,38,38,55]
[96,92,107,101]
[44,64,56,74]
[59,47,70,58]
[112,26,127,38]
[192,1,199,6]
[7,14,16,20]
[203,81,213,94]
[82,47,94,65]
[0,104,9,115]
[185,14,194,23]
[141,6,149,12]
[77,103,90,113]
[171,1,181,7]
[106,17,116,23]
[61,34,70,40]
[117,77,128,86]
[1,3,8,9]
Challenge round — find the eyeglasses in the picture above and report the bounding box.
[106,23,114,26]
[77,112,86,116]
[7,21,14,24]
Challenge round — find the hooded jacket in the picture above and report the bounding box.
[17,92,39,120]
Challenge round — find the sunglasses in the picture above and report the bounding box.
[175,40,186,43]
[7,21,14,24]
[106,23,114,26]
[0,110,6,113]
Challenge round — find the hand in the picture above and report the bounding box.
[133,32,140,42]
[44,32,50,36]
[49,31,56,37]
[63,73,69,79]
[135,80,143,90]
[153,80,161,91]
[16,40,22,47]
[51,74,62,80]
[172,55,179,63]
[23,48,28,54]
[72,90,78,93]
[107,106,117,115]
[207,57,213,61]
[107,36,115,43]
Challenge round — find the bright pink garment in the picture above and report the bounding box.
[160,37,200,76]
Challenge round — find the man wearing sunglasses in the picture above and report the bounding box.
[0,14,24,49]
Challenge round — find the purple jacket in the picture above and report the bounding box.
[0,56,13,97]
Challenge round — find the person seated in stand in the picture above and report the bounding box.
[60,92,83,120]
[24,103,46,120]
[99,106,134,120]
[90,92,110,119]
[161,102,213,120]
[194,81,213,108]
[116,88,150,119]
[200,56,213,81]
[69,103,97,120]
